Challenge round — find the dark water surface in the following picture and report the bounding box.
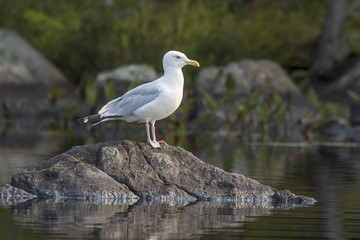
[1,125,360,240]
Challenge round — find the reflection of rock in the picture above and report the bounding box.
[10,198,274,240]
[0,28,77,122]
[0,183,35,198]
[0,183,36,206]
[10,140,315,204]
[195,60,313,141]
[94,64,158,108]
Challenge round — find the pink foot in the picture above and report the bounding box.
[148,140,161,148]
[158,140,167,145]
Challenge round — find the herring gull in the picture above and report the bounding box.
[79,50,200,148]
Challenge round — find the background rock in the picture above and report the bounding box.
[196,60,300,95]
[0,28,68,86]
[194,60,313,141]
[311,118,360,142]
[0,28,77,123]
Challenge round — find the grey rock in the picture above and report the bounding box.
[95,64,158,86]
[11,152,139,201]
[10,140,315,205]
[195,60,313,141]
[0,28,68,86]
[0,28,77,122]
[312,118,360,142]
[197,60,300,95]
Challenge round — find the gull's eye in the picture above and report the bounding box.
[175,56,181,59]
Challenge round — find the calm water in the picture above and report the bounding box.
[1,123,360,240]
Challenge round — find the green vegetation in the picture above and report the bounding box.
[0,0,331,86]
[1,0,359,142]
[307,87,350,121]
[103,79,116,101]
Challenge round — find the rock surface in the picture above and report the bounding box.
[11,152,138,201]
[9,140,315,205]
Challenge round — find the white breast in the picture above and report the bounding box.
[134,81,183,122]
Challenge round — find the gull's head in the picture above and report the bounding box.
[163,50,200,70]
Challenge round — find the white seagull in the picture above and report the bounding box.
[79,50,200,148]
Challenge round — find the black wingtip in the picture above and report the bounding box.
[78,114,100,124]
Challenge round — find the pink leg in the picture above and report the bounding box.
[146,121,160,148]
[151,121,167,145]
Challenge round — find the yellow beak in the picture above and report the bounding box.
[186,59,200,67]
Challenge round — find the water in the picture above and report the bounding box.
[1,124,360,240]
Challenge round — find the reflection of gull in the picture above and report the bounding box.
[79,50,199,148]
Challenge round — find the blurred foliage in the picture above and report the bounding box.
[0,0,332,87]
[48,88,67,106]
[307,87,350,121]
[345,1,360,54]
[1,0,358,141]
[103,79,116,101]
[347,89,360,101]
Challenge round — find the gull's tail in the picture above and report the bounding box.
[78,114,101,124]
[78,113,121,126]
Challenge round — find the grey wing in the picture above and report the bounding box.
[98,82,161,117]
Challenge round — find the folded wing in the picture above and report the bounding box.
[99,82,161,118]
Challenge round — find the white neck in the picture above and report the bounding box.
[163,67,184,87]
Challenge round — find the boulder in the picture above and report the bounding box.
[11,152,139,201]
[0,28,77,122]
[10,140,315,205]
[194,60,313,141]
[196,60,301,95]
[0,28,68,86]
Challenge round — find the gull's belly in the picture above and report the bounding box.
[134,90,182,122]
